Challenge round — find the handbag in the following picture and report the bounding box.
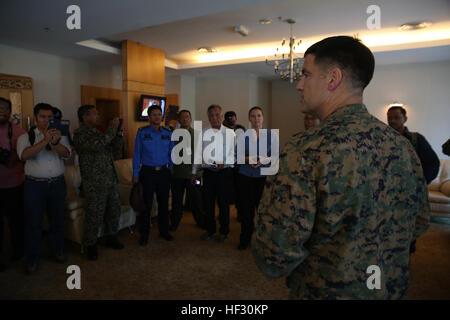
[129,181,147,212]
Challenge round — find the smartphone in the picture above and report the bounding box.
[118,118,124,132]
[48,119,60,130]
[48,119,70,136]
[194,179,201,185]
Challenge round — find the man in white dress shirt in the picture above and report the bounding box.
[192,104,236,243]
[17,103,71,274]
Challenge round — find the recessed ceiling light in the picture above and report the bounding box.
[259,18,272,25]
[197,47,217,53]
[399,22,432,31]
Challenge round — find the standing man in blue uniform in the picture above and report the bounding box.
[132,105,174,245]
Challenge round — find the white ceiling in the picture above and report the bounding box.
[1,0,449,78]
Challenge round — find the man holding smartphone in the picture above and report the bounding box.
[17,103,71,274]
[73,105,124,261]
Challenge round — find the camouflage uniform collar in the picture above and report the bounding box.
[323,103,368,122]
[80,123,99,133]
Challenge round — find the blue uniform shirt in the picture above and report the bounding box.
[132,125,174,178]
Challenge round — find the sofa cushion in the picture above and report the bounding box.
[64,165,82,198]
[430,202,450,214]
[440,179,450,197]
[114,159,133,185]
[67,207,84,221]
[66,196,85,211]
[428,159,450,191]
[429,190,450,204]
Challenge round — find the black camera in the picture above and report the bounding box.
[0,147,11,165]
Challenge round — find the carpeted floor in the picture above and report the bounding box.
[0,208,449,300]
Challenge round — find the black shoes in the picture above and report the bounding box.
[26,262,38,275]
[200,232,215,240]
[87,245,98,261]
[105,236,124,250]
[237,243,249,251]
[216,234,228,243]
[0,260,6,273]
[159,233,174,241]
[139,236,149,246]
[53,254,67,263]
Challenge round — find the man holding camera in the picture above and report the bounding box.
[0,97,26,271]
[73,105,125,261]
[17,103,71,274]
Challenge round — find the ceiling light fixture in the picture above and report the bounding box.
[197,47,218,53]
[234,25,249,36]
[259,18,272,25]
[266,18,303,83]
[399,22,432,31]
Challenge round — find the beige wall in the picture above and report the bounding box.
[270,60,450,159]
[0,44,121,131]
[364,60,450,159]
[194,74,270,130]
[270,80,303,148]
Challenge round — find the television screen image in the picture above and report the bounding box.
[138,95,166,121]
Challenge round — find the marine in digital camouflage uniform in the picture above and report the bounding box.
[73,106,124,252]
[252,36,430,299]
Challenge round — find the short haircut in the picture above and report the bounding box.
[78,104,95,122]
[207,104,222,115]
[224,111,237,119]
[0,97,12,112]
[388,106,407,117]
[304,36,375,90]
[34,103,54,116]
[178,109,191,119]
[248,106,263,117]
[148,105,162,115]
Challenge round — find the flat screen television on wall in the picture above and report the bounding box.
[137,94,166,121]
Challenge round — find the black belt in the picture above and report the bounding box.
[25,174,64,183]
[204,167,232,173]
[143,164,168,171]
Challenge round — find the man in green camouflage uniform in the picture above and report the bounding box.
[73,105,124,260]
[252,36,430,299]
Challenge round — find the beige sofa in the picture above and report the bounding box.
[428,159,450,217]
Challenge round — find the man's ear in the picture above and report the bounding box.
[404,116,408,124]
[327,67,343,91]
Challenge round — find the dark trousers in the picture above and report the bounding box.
[233,169,243,221]
[24,176,66,264]
[0,184,24,260]
[83,183,121,246]
[170,178,202,228]
[236,173,266,245]
[140,166,171,238]
[203,168,233,236]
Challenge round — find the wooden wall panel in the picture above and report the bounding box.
[0,73,34,130]
[122,40,166,157]
[122,40,165,86]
